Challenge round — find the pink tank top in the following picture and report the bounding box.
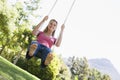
[37,31,56,48]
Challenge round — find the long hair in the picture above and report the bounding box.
[43,19,58,37]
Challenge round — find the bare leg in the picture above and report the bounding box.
[44,53,53,65]
[29,44,37,56]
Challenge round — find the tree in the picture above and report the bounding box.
[102,74,111,80]
[0,0,18,55]
[67,56,111,80]
[69,57,89,80]
[0,0,40,62]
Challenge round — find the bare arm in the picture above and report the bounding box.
[55,24,65,47]
[32,16,48,36]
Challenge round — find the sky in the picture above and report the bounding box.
[37,0,120,73]
[9,0,120,74]
[36,0,120,73]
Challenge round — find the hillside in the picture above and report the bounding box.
[63,57,120,80]
[88,58,120,80]
[0,56,40,80]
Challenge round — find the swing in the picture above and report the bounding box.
[26,0,76,62]
[52,0,76,51]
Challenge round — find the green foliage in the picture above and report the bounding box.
[0,0,39,61]
[16,53,71,80]
[102,74,111,80]
[16,56,41,76]
[24,0,41,11]
[0,0,18,34]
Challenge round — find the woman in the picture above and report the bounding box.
[26,16,65,68]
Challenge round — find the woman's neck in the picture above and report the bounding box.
[45,31,52,36]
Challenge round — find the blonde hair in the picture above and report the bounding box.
[43,19,58,36]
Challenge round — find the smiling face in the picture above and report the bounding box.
[48,19,57,32]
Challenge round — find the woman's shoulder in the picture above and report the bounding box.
[37,31,44,36]
[39,31,45,34]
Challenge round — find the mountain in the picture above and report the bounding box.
[88,58,120,80]
[63,57,120,80]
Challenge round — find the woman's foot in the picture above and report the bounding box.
[44,53,53,65]
[29,44,37,56]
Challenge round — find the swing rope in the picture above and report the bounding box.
[39,0,58,31]
[52,0,76,51]
[64,0,76,24]
[47,0,58,16]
